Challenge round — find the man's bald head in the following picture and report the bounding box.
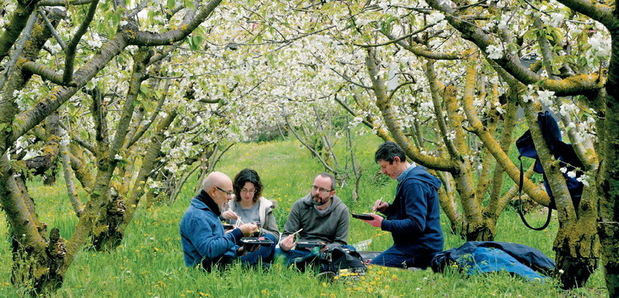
[202,171,232,192]
[201,171,234,211]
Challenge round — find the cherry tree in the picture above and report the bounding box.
[0,0,225,292]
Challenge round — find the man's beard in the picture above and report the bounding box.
[219,201,230,212]
[311,195,329,206]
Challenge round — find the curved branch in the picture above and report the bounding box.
[554,0,615,29]
[125,81,169,149]
[71,136,95,155]
[285,115,338,174]
[38,0,93,6]
[0,0,39,61]
[334,94,374,129]
[21,60,66,85]
[59,124,83,216]
[0,154,48,251]
[127,0,222,45]
[382,30,465,60]
[355,21,441,48]
[121,110,178,232]
[38,9,67,51]
[426,61,460,158]
[109,48,152,158]
[424,0,606,96]
[0,8,38,91]
[63,0,100,84]
[365,48,455,171]
[462,62,551,206]
[11,34,129,144]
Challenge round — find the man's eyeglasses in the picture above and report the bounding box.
[216,186,234,196]
[311,185,332,194]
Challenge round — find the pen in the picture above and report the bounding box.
[290,228,303,238]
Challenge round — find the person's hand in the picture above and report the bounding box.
[372,200,389,212]
[362,213,384,228]
[279,234,296,251]
[222,210,239,220]
[239,223,258,236]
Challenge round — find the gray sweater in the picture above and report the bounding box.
[281,194,350,245]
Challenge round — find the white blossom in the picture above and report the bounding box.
[589,32,611,57]
[486,45,503,59]
[427,12,445,24]
[86,33,103,48]
[549,13,565,27]
[537,90,555,106]
[577,176,590,187]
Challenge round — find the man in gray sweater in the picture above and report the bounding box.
[278,172,351,263]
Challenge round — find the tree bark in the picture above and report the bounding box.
[598,27,619,297]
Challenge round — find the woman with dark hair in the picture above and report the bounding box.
[222,168,280,239]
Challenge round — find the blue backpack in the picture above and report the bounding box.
[515,111,584,230]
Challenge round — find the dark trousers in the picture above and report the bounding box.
[370,245,433,269]
[276,244,356,267]
[201,234,277,271]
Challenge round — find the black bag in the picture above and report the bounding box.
[291,246,366,277]
[515,111,584,230]
[321,246,366,274]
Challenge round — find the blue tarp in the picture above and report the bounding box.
[431,241,555,281]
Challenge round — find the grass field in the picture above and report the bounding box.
[0,133,608,297]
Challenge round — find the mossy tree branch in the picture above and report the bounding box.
[462,61,552,206]
[365,48,456,171]
[62,0,99,84]
[424,0,606,96]
[0,0,40,61]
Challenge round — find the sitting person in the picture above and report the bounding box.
[361,141,443,269]
[180,171,275,271]
[221,168,280,240]
[278,172,352,265]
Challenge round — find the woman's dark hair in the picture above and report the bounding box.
[233,168,263,202]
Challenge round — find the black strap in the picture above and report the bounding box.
[516,156,552,231]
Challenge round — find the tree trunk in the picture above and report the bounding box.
[523,98,599,289]
[87,48,152,251]
[598,29,619,296]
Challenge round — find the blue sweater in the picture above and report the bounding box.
[381,166,444,255]
[180,191,243,267]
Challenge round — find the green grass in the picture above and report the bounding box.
[0,133,608,297]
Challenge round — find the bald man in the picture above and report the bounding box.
[180,171,276,270]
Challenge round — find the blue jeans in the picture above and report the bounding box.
[370,245,433,269]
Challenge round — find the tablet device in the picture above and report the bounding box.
[351,213,375,220]
[240,237,274,246]
[296,240,326,249]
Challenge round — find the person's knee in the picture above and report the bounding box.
[369,252,406,268]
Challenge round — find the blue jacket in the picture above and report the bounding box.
[381,166,443,255]
[431,241,555,280]
[180,191,243,267]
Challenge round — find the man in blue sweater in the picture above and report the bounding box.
[362,142,443,269]
[180,171,276,270]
